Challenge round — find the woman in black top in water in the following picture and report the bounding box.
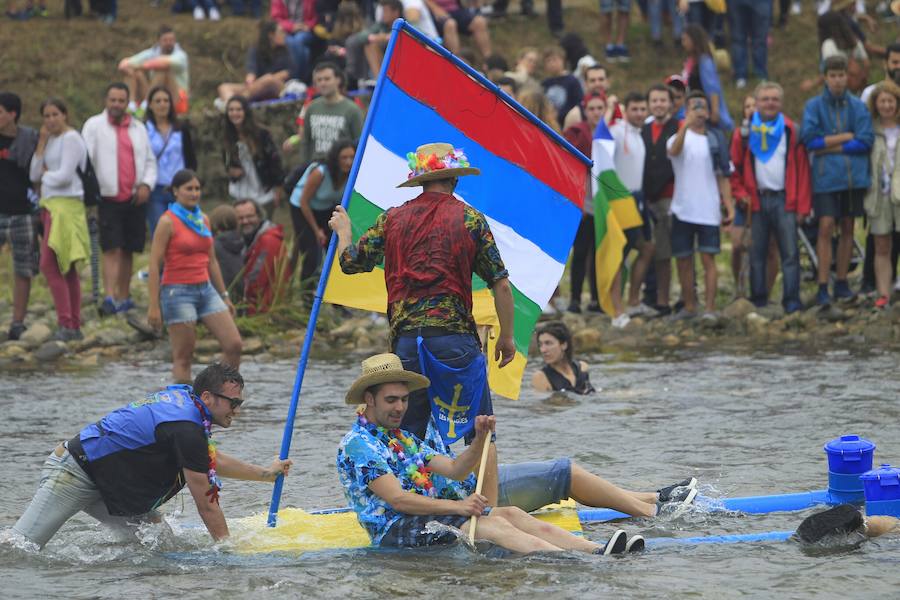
[531,321,595,394]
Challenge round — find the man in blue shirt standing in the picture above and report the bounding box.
[801,55,874,306]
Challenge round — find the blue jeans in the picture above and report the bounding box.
[286,31,315,82]
[191,0,220,9]
[750,191,800,310]
[687,2,725,47]
[229,0,260,16]
[393,331,493,442]
[147,185,174,239]
[648,0,682,41]
[730,0,771,80]
[13,446,152,548]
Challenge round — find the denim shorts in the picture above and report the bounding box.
[670,215,721,257]
[497,458,572,513]
[160,281,228,325]
[814,189,865,220]
[599,0,630,12]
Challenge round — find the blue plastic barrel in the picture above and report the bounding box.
[861,464,900,517]
[823,435,876,503]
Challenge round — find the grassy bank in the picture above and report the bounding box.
[3,2,898,128]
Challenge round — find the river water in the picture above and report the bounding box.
[1,345,898,599]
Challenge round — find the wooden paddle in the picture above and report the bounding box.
[468,433,493,544]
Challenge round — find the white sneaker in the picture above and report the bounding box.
[735,78,747,89]
[193,6,205,19]
[611,313,631,329]
[209,6,221,20]
[790,1,801,14]
[626,303,658,317]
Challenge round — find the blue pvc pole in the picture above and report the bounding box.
[646,531,794,548]
[265,21,407,527]
[575,490,830,523]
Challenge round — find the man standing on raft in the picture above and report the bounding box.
[329,142,514,503]
[337,353,644,554]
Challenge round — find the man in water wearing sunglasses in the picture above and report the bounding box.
[12,363,292,549]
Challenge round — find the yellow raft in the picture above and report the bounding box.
[230,500,583,554]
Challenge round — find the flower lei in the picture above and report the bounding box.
[405,148,470,180]
[191,395,222,504]
[357,410,436,496]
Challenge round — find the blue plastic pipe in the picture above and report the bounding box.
[574,490,830,523]
[646,530,794,548]
[265,21,407,528]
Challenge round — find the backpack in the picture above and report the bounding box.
[77,154,102,207]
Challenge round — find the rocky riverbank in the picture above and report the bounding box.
[1,295,898,372]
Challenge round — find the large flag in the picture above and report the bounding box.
[322,21,589,399]
[591,120,643,316]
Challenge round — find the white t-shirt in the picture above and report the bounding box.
[754,133,787,192]
[376,0,439,40]
[609,120,645,193]
[821,39,868,63]
[667,129,721,226]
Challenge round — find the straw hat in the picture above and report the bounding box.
[397,142,481,188]
[345,353,430,404]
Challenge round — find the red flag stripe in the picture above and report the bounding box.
[386,31,586,207]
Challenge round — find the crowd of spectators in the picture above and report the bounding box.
[3,0,900,385]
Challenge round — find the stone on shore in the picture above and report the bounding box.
[34,341,67,362]
[572,327,602,352]
[722,298,756,320]
[19,323,52,348]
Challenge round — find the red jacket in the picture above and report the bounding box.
[270,0,317,34]
[243,222,291,315]
[730,116,812,216]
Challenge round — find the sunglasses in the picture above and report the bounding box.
[211,391,244,410]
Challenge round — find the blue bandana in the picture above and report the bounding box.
[748,112,785,164]
[170,202,212,238]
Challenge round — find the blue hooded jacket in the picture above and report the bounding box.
[800,86,874,194]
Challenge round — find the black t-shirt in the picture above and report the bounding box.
[0,134,32,215]
[81,420,211,516]
[542,74,584,129]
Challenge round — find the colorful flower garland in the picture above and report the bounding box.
[358,411,435,496]
[191,395,222,504]
[405,148,470,179]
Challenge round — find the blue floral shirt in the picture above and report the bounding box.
[336,419,475,545]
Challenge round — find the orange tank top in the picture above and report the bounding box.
[161,209,213,285]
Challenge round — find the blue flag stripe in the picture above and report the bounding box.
[373,77,583,264]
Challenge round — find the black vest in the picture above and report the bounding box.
[641,118,680,201]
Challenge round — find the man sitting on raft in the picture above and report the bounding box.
[337,353,645,554]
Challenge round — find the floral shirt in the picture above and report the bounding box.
[336,418,475,545]
[339,205,509,342]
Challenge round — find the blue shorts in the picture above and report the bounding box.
[599,0,630,13]
[497,458,572,513]
[380,513,475,548]
[160,281,228,325]
[813,189,865,220]
[670,215,721,258]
